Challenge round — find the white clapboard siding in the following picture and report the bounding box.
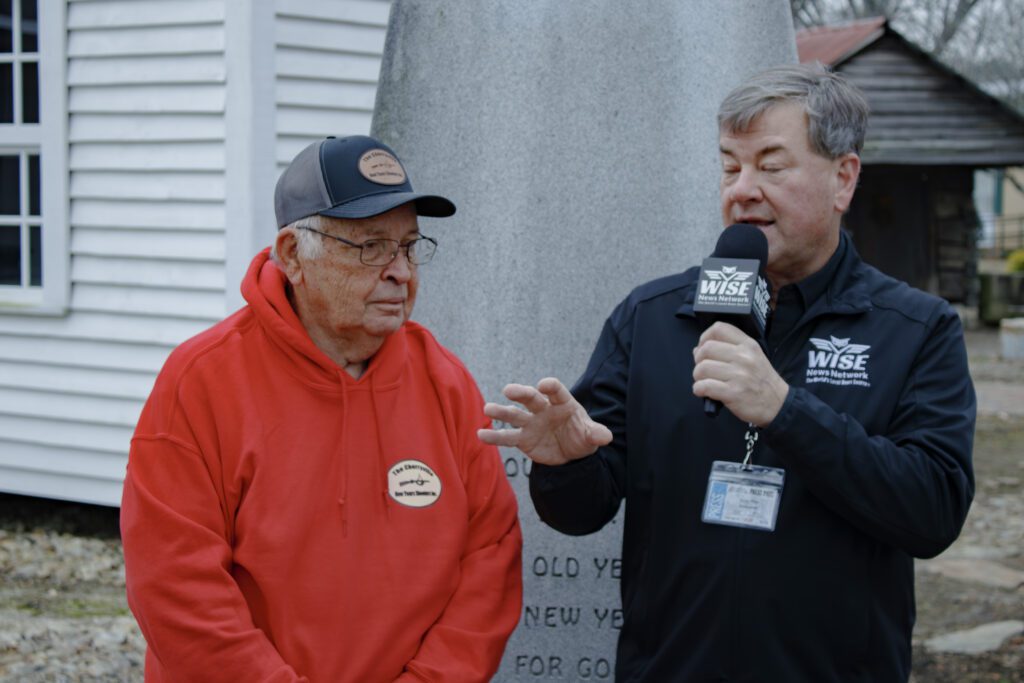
[67,0,225,29]
[1,0,393,506]
[0,335,173,373]
[0,442,130,505]
[0,360,156,400]
[0,311,211,346]
[72,228,225,260]
[70,114,226,143]
[277,79,379,112]
[0,387,143,427]
[72,198,224,230]
[273,0,390,167]
[0,441,130,483]
[72,283,226,320]
[67,25,224,57]
[72,255,225,290]
[70,141,225,171]
[71,171,226,202]
[276,47,384,83]
[70,84,226,114]
[277,15,386,55]
[0,414,132,455]
[278,0,391,26]
[68,54,226,86]
[277,107,375,137]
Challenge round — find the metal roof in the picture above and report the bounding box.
[795,17,886,67]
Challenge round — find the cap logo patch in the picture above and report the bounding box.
[358,149,407,186]
[388,459,441,508]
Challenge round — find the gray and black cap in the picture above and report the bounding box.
[274,135,456,228]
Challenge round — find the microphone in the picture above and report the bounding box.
[693,223,772,417]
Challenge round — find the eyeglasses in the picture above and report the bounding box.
[298,227,438,266]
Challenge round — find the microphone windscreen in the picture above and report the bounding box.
[712,223,768,264]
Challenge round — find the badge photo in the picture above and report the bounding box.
[388,459,442,508]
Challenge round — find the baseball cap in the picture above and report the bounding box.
[274,135,456,228]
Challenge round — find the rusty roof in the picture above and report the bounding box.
[796,16,886,66]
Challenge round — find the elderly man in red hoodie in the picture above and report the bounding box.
[121,135,523,682]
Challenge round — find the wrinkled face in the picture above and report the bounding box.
[295,204,421,343]
[719,102,859,288]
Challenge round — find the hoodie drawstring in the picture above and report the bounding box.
[337,379,350,537]
[368,371,392,521]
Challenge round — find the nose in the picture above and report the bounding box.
[725,167,764,204]
[381,248,413,283]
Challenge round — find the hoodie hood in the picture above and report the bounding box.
[239,248,408,391]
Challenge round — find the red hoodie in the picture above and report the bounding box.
[121,249,523,682]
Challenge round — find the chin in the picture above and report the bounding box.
[364,317,406,337]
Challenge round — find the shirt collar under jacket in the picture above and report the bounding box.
[769,229,849,345]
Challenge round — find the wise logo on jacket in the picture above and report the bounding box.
[805,335,872,387]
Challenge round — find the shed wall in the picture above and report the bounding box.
[841,35,1024,166]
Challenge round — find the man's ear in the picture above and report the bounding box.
[833,152,861,214]
[274,228,304,286]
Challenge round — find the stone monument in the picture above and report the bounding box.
[372,2,797,679]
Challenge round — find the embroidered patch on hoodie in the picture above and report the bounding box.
[388,460,442,507]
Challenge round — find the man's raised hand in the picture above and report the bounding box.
[477,378,612,466]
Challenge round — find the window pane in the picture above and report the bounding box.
[0,63,12,123]
[1,0,12,53]
[28,154,39,215]
[21,61,38,123]
[0,226,21,285]
[20,0,36,52]
[0,155,19,215]
[29,223,40,286]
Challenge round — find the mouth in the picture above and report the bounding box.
[735,217,775,228]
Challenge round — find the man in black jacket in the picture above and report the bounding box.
[479,63,975,682]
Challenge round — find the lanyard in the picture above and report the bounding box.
[741,423,758,470]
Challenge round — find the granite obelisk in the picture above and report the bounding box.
[372,2,797,679]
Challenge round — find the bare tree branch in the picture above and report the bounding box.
[933,0,985,55]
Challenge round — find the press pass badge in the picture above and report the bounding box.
[702,461,785,531]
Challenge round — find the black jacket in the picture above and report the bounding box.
[530,236,975,682]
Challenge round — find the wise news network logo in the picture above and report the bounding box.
[695,261,770,333]
[806,336,872,387]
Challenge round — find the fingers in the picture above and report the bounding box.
[501,383,551,414]
[692,376,728,401]
[536,377,574,406]
[477,427,523,448]
[692,357,734,383]
[483,402,531,427]
[502,378,573,413]
[697,321,748,345]
[691,326,789,426]
[694,328,761,367]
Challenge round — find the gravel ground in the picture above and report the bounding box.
[0,500,142,681]
[0,327,1021,682]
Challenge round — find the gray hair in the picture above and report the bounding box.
[717,62,869,159]
[271,214,327,263]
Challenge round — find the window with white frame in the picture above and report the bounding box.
[0,0,66,311]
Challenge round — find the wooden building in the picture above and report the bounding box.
[797,18,1024,301]
[0,0,393,505]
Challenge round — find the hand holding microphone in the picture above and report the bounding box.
[692,224,788,425]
